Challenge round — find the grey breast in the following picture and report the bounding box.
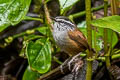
[52,22,69,50]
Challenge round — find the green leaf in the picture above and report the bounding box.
[36,27,48,35]
[22,66,40,80]
[91,15,120,33]
[77,21,87,36]
[77,21,118,51]
[107,29,118,48]
[92,28,118,50]
[20,35,41,57]
[59,0,79,14]
[0,0,31,32]
[26,38,51,73]
[77,21,102,51]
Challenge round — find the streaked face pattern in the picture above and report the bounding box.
[53,16,76,31]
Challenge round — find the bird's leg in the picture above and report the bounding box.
[60,52,84,74]
[72,59,83,73]
[60,57,72,74]
[72,59,83,80]
[68,53,84,79]
[68,52,82,70]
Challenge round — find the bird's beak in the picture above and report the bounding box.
[50,17,57,22]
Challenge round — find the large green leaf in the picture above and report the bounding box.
[91,15,120,33]
[22,66,40,80]
[0,0,31,32]
[77,21,118,51]
[92,28,118,50]
[59,0,79,14]
[26,38,51,73]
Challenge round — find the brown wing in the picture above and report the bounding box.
[68,29,90,50]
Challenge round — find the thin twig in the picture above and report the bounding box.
[69,4,110,19]
[42,0,53,31]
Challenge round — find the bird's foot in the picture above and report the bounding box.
[60,53,84,74]
[60,57,72,74]
[71,59,83,73]
[68,53,84,74]
[68,53,82,70]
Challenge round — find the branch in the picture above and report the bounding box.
[42,0,53,31]
[38,53,120,80]
[38,61,70,80]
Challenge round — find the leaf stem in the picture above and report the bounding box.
[53,56,62,65]
[23,16,43,23]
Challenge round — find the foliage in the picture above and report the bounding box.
[59,0,80,14]
[26,38,51,73]
[0,0,120,80]
[22,66,40,80]
[78,21,118,51]
[91,15,120,33]
[0,0,31,32]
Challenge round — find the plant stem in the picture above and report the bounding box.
[94,27,97,57]
[42,0,53,38]
[5,27,44,42]
[69,4,110,19]
[103,0,110,68]
[53,53,120,64]
[24,16,43,23]
[110,0,118,49]
[109,0,118,53]
[85,0,92,80]
[53,56,62,65]
[105,0,118,68]
[110,0,118,15]
[111,53,120,59]
[86,0,92,57]
[42,0,53,31]
[104,0,108,53]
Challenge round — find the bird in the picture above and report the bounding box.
[51,16,91,57]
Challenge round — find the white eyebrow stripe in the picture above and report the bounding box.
[56,19,75,26]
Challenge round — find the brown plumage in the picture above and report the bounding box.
[52,16,90,56]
